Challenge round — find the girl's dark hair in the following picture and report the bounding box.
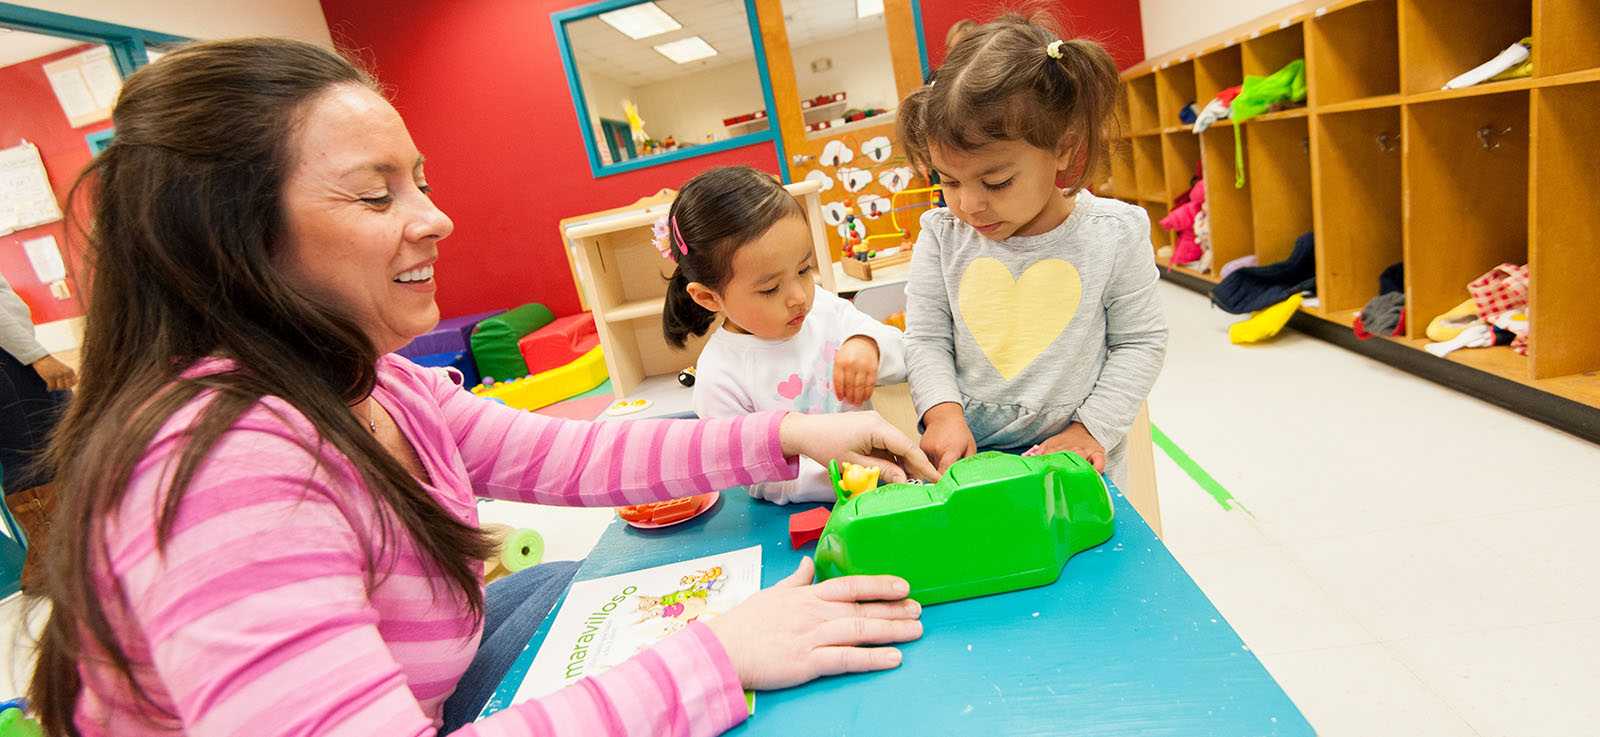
[901,10,1120,194]
[27,38,492,735]
[661,166,803,347]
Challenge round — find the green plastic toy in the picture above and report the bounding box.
[815,451,1115,605]
[0,706,43,737]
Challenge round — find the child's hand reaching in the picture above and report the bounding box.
[1032,422,1106,471]
[833,335,881,405]
[919,403,976,473]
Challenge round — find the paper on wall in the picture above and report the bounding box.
[45,67,98,122]
[23,235,67,283]
[82,58,124,109]
[42,46,118,127]
[0,142,64,232]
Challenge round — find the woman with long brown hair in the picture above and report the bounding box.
[29,38,931,736]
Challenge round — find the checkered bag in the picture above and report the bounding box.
[1468,263,1529,323]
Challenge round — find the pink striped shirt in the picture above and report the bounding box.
[77,355,795,736]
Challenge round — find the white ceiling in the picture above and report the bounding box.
[570,0,886,87]
[0,27,86,70]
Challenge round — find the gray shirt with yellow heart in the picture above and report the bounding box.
[904,191,1167,482]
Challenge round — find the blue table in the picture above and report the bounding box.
[483,485,1313,735]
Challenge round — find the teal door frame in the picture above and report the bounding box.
[553,0,789,179]
[0,2,187,76]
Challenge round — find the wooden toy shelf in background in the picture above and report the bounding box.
[561,179,832,397]
[1098,0,1600,423]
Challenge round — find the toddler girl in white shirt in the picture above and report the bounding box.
[661,166,906,503]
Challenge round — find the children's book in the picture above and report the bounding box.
[509,545,762,709]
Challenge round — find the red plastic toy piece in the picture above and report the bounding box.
[517,313,600,376]
[620,496,699,525]
[789,507,831,548]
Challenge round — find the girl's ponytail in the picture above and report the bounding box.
[662,267,715,348]
[1044,37,1119,191]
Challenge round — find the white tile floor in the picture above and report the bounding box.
[5,281,1598,737]
[1148,282,1600,737]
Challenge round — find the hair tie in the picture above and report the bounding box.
[1046,40,1065,59]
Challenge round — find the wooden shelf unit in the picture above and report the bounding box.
[1313,105,1402,314]
[1104,0,1600,417]
[1195,44,1242,103]
[1161,131,1201,202]
[1132,135,1165,200]
[1308,0,1399,106]
[1400,0,1530,94]
[1127,73,1160,133]
[564,179,832,397]
[1246,116,1313,265]
[1156,60,1197,129]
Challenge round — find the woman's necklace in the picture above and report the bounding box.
[362,397,377,433]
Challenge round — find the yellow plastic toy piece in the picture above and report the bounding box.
[1228,293,1303,344]
[473,346,607,410]
[833,461,881,499]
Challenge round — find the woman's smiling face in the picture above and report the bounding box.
[277,83,454,354]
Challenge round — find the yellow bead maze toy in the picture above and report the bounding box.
[815,451,1115,605]
[839,186,940,282]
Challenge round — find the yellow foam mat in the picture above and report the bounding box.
[473,346,608,410]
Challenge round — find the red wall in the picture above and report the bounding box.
[0,44,105,324]
[318,1,1145,318]
[320,0,780,319]
[922,2,1145,71]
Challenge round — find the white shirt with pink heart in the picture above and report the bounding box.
[692,289,907,504]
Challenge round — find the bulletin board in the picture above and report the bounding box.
[0,142,64,236]
[755,0,933,261]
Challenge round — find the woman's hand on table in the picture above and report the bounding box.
[779,411,940,484]
[706,557,922,690]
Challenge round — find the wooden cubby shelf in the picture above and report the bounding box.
[1242,23,1305,78]
[1530,81,1600,380]
[1198,126,1253,272]
[1139,201,1170,250]
[1247,107,1309,123]
[1400,0,1530,94]
[1157,60,1198,130]
[1320,94,1404,114]
[605,297,665,324]
[1314,106,1401,314]
[1247,117,1313,265]
[1110,139,1136,199]
[1128,73,1159,133]
[1539,0,1600,77]
[1404,92,1529,341]
[1104,0,1600,427]
[1132,135,1165,201]
[1195,43,1242,104]
[1161,132,1201,201]
[1308,0,1399,106]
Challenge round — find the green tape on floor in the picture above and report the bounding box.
[1151,423,1244,512]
